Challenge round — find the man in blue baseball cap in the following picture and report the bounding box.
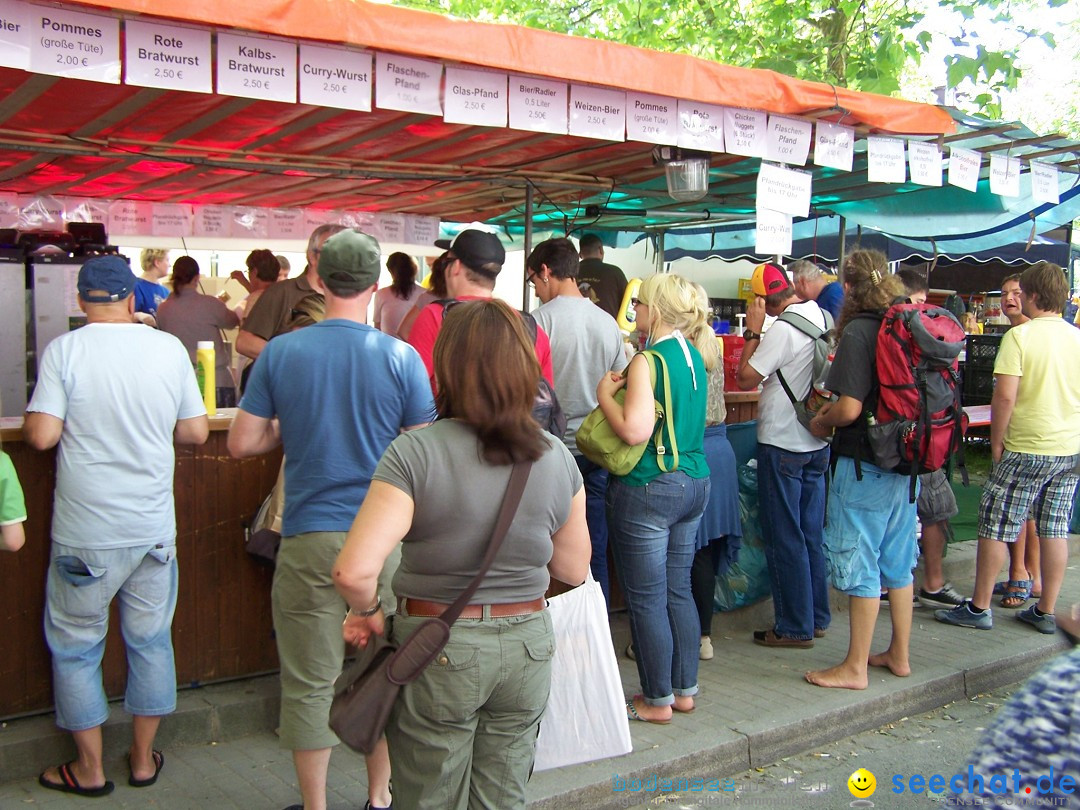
[25,253,209,798]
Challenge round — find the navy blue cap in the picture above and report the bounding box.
[78,255,136,303]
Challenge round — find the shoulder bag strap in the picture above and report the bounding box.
[651,351,680,473]
[439,460,533,623]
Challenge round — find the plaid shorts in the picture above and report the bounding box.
[978,451,1080,542]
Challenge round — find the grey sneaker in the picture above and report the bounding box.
[935,601,993,630]
[1017,605,1056,635]
[919,583,965,610]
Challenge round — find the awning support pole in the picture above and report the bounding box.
[836,216,846,273]
[523,182,534,305]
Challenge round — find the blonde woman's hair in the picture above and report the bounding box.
[140,248,168,273]
[835,249,905,336]
[691,283,720,372]
[638,274,716,369]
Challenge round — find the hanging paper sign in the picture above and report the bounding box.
[20,195,64,229]
[676,100,725,152]
[867,136,906,183]
[814,121,854,172]
[232,206,271,238]
[755,208,792,256]
[375,53,442,115]
[723,108,767,158]
[340,210,375,232]
[0,193,18,229]
[444,67,507,128]
[151,203,193,237]
[304,209,341,232]
[568,85,626,141]
[626,93,678,145]
[217,33,296,104]
[756,162,812,218]
[508,76,567,135]
[405,215,440,247]
[948,147,981,192]
[766,116,812,165]
[193,205,233,238]
[1030,161,1060,204]
[125,20,211,93]
[29,5,119,84]
[108,200,152,236]
[0,0,31,70]
[989,155,1021,197]
[269,208,307,240]
[373,213,406,245]
[63,196,108,224]
[298,44,372,112]
[907,141,942,187]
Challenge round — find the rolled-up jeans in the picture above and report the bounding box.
[607,471,709,707]
[45,541,178,731]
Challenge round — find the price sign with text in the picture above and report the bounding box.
[152,203,193,237]
[29,5,119,83]
[907,141,942,187]
[948,147,981,192]
[270,208,308,240]
[508,76,567,134]
[217,32,296,104]
[193,205,233,238]
[125,20,211,93]
[1030,161,1060,204]
[723,108,767,158]
[626,92,677,145]
[568,85,625,141]
[108,200,152,237]
[814,121,854,172]
[375,53,442,115]
[299,43,372,112]
[677,100,725,152]
[867,136,906,184]
[0,0,31,70]
[444,67,507,127]
[989,154,1021,197]
[756,162,812,218]
[755,208,792,256]
[766,115,811,166]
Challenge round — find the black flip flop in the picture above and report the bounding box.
[128,749,165,787]
[38,761,115,798]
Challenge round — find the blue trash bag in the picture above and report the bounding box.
[715,460,771,611]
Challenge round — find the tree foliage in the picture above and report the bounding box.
[394,0,1056,113]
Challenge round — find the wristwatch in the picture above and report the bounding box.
[743,329,761,341]
[347,596,382,618]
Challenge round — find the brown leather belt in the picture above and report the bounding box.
[398,597,546,619]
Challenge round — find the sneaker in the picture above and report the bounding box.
[699,636,714,660]
[1016,605,1056,635]
[935,601,993,630]
[918,583,965,610]
[880,590,919,609]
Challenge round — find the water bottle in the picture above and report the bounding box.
[196,341,216,414]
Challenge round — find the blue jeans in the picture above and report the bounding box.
[575,455,611,606]
[757,443,831,641]
[44,541,178,731]
[608,471,709,706]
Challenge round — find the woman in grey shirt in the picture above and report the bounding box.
[334,299,590,810]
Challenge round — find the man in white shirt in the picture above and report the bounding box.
[736,262,831,648]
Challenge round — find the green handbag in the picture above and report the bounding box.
[575,350,679,476]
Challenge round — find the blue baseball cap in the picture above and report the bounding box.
[78,255,136,303]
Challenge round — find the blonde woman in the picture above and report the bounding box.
[596,273,712,723]
[136,248,170,325]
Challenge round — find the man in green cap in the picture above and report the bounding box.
[229,228,435,810]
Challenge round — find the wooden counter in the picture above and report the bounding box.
[0,413,281,719]
[723,390,759,424]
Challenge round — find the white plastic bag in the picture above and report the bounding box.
[533,576,632,771]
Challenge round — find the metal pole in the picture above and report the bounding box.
[523,183,534,306]
[836,215,847,273]
[656,231,666,273]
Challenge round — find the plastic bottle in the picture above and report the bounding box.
[196,341,216,414]
[617,277,642,334]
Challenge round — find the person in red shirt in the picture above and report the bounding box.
[407,229,553,393]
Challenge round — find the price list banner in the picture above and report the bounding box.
[508,76,567,134]
[626,92,677,145]
[569,85,626,141]
[299,43,372,112]
[0,0,31,70]
[125,20,211,93]
[444,67,507,127]
[375,53,442,115]
[217,32,296,103]
[29,5,119,84]
[677,100,725,152]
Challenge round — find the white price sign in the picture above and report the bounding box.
[374,213,406,245]
[948,147,981,192]
[626,92,677,145]
[989,155,1021,197]
[568,85,626,141]
[755,208,792,256]
[405,215,440,247]
[907,141,942,187]
[217,33,296,104]
[444,67,507,127]
[375,53,442,115]
[0,0,31,70]
[723,108,767,158]
[756,162,812,218]
[108,200,152,237]
[814,121,854,172]
[766,116,812,166]
[299,44,371,112]
[151,203,193,237]
[193,205,233,238]
[1030,161,1060,204]
[677,100,725,152]
[867,136,906,184]
[232,206,271,238]
[508,76,567,135]
[125,20,211,93]
[270,208,308,240]
[29,5,119,84]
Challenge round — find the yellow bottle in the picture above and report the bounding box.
[196,341,216,414]
[617,277,641,334]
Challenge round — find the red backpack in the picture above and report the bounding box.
[856,302,968,499]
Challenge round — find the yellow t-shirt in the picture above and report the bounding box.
[993,316,1080,455]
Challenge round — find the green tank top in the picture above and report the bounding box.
[619,337,709,486]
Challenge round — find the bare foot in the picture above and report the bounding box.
[673,695,695,713]
[805,664,868,690]
[626,695,673,724]
[868,650,911,677]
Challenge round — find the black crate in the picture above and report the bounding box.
[709,297,746,322]
[965,335,1002,368]
[961,365,994,406]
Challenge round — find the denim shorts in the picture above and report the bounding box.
[978,451,1080,542]
[44,541,178,731]
[823,457,918,598]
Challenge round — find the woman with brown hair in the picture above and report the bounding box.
[373,252,423,338]
[333,299,589,810]
[396,252,450,341]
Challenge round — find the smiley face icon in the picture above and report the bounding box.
[847,768,876,798]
